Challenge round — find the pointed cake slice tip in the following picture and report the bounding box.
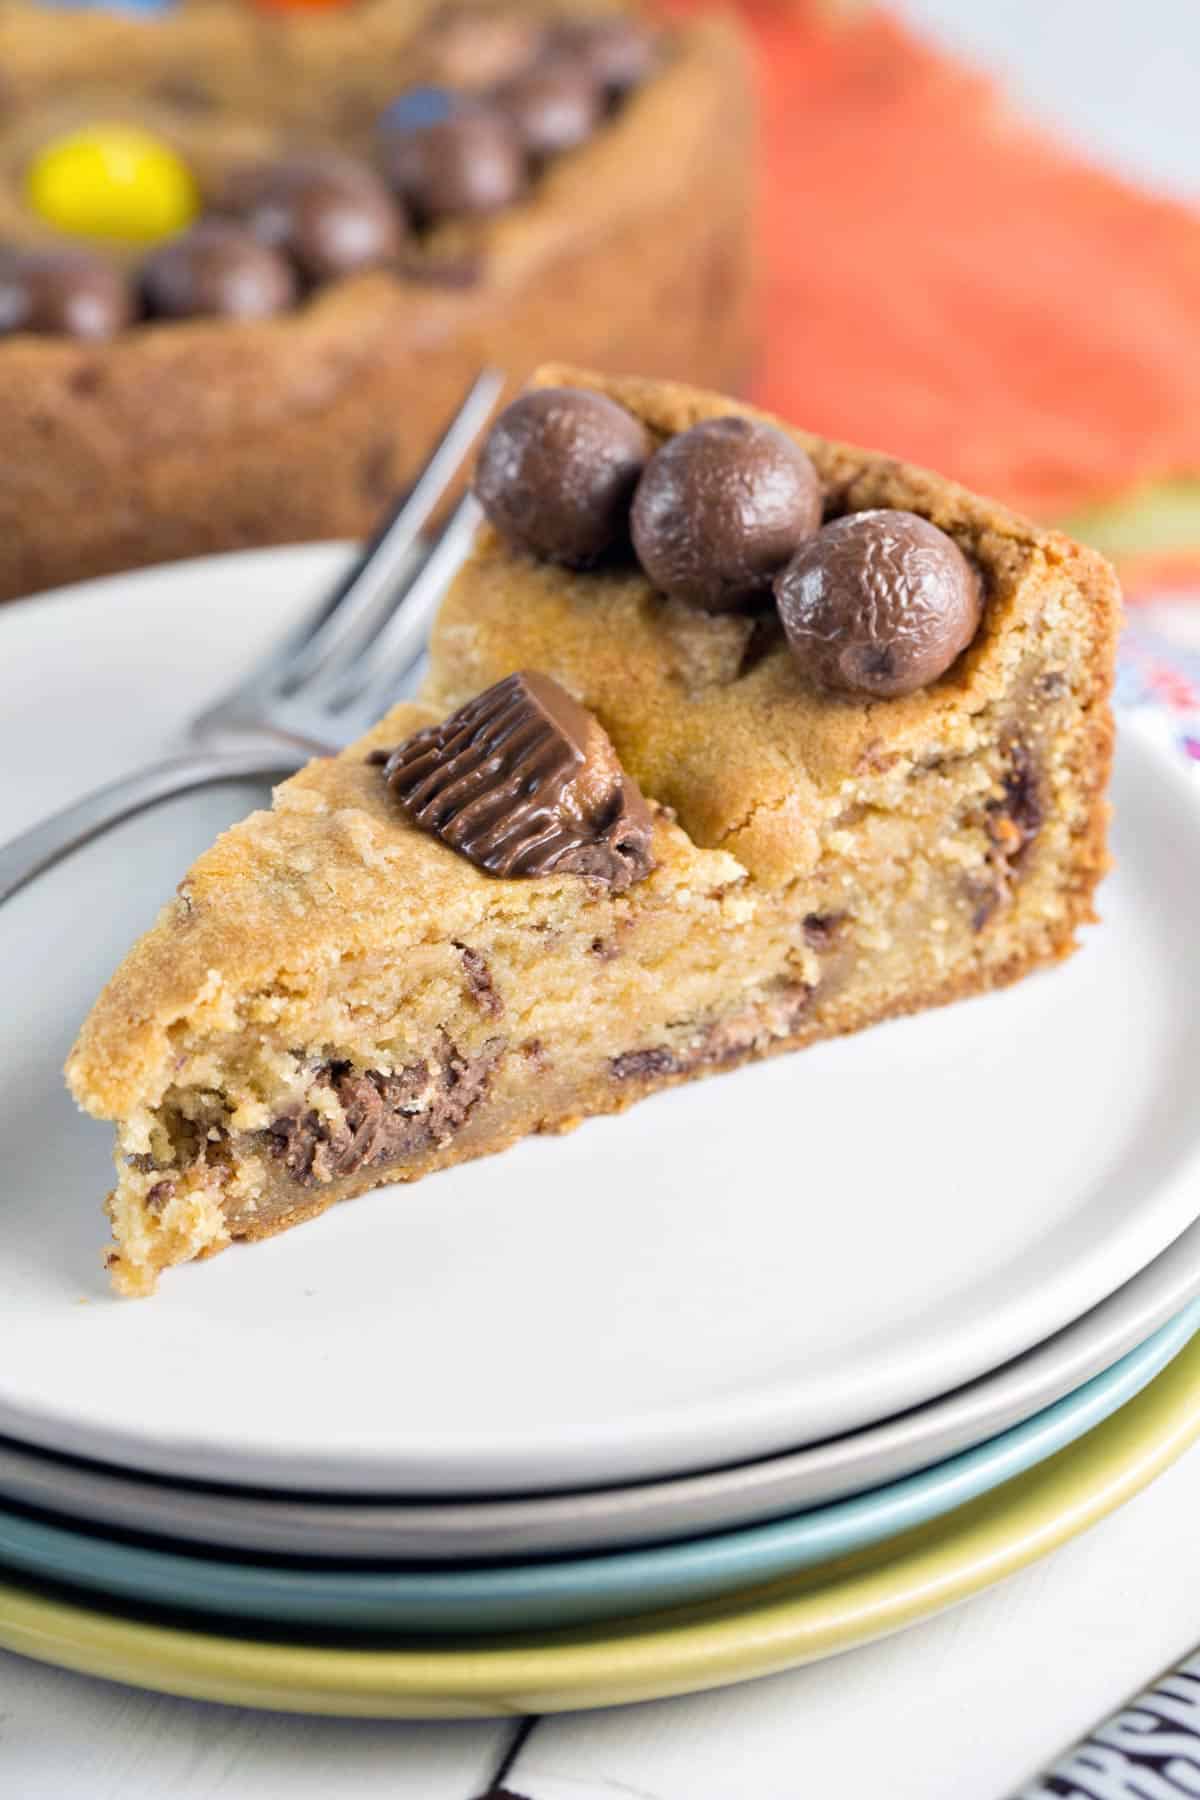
[67,368,1120,1294]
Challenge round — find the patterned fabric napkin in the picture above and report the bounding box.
[1118,612,1200,769]
[661,0,1200,597]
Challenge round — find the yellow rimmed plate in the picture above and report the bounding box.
[3,1332,1200,1718]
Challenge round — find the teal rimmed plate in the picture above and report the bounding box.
[1,1298,1196,1635]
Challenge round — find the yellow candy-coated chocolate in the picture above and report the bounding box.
[26,125,199,246]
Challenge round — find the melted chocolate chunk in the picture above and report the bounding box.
[141,221,297,321]
[384,672,655,889]
[474,386,652,567]
[269,1039,501,1187]
[145,1179,177,1214]
[456,942,504,1016]
[972,742,1043,929]
[0,247,134,341]
[631,416,822,613]
[996,741,1043,845]
[610,1046,678,1081]
[694,984,815,1065]
[803,912,847,950]
[775,510,983,698]
[230,153,404,283]
[610,985,814,1082]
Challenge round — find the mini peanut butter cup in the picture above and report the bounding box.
[383,671,654,889]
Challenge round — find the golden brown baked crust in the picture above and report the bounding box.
[0,0,574,133]
[0,16,754,601]
[67,368,1120,1293]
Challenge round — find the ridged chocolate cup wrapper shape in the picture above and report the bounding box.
[384,671,655,889]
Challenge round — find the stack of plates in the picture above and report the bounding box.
[2,549,1200,1718]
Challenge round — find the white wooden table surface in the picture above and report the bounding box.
[6,3,1200,1794]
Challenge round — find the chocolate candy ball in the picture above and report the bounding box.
[493,56,604,159]
[141,220,297,321]
[474,386,653,568]
[775,509,984,698]
[631,416,822,613]
[547,17,661,98]
[379,104,526,226]
[230,153,403,283]
[0,246,133,340]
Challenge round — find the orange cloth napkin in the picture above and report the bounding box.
[661,0,1200,584]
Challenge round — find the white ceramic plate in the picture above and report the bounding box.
[2,1305,1196,1631]
[1,547,1199,1496]
[5,1204,1200,1559]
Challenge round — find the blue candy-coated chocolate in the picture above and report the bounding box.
[380,86,457,133]
[34,0,178,11]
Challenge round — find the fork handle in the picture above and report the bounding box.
[0,747,305,906]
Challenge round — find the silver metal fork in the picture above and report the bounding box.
[0,369,503,906]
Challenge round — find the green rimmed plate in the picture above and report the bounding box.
[3,1332,1200,1718]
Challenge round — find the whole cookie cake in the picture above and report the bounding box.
[67,367,1120,1295]
[0,1,752,600]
